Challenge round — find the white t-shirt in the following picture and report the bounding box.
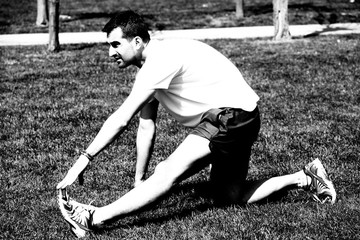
[134,39,259,127]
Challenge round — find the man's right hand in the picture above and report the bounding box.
[56,155,90,189]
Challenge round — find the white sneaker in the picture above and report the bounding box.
[58,189,95,238]
[303,158,336,204]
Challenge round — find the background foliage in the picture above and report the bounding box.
[0,0,359,33]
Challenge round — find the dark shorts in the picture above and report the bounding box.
[191,107,261,201]
[191,106,260,160]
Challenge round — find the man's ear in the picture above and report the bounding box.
[133,36,144,49]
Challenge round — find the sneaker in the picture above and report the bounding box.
[58,189,95,238]
[303,158,336,204]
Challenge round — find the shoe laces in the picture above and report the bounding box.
[309,167,334,203]
[311,166,330,192]
[70,199,95,226]
[71,199,95,215]
[313,176,330,193]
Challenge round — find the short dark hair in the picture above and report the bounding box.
[102,10,150,42]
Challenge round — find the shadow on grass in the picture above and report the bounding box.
[61,43,105,51]
[96,181,214,231]
[95,179,299,234]
[61,11,156,22]
[62,2,342,20]
[303,26,353,38]
[61,12,114,22]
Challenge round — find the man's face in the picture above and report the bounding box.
[107,27,137,68]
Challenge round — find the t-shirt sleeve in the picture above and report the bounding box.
[134,54,182,90]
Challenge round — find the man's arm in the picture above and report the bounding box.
[57,87,156,189]
[134,99,159,187]
[85,87,156,157]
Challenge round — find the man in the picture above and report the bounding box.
[57,10,336,238]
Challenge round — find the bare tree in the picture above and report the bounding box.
[273,0,291,40]
[234,0,245,18]
[36,0,48,26]
[48,0,60,51]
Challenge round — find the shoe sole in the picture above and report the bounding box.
[58,189,87,238]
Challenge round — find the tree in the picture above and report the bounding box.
[36,0,48,26]
[234,0,245,19]
[273,0,291,40]
[48,0,60,51]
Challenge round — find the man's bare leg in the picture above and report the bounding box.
[73,133,310,225]
[92,134,211,225]
[242,171,309,204]
[210,157,309,205]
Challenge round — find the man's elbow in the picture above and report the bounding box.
[138,119,156,135]
[104,115,129,132]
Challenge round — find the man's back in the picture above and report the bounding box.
[134,39,259,127]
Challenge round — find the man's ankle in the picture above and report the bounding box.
[91,209,105,227]
[296,170,310,188]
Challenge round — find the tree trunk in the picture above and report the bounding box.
[36,0,48,26]
[48,0,60,52]
[273,0,291,40]
[235,0,244,19]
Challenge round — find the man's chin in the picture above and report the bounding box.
[116,59,134,69]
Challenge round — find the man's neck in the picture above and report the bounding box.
[137,40,151,68]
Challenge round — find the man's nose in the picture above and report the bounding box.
[109,46,116,57]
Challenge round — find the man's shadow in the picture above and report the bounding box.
[96,179,306,233]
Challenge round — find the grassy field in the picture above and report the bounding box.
[1,0,360,239]
[1,33,359,239]
[0,0,360,33]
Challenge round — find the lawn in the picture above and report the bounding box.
[0,0,359,33]
[1,0,360,239]
[1,33,359,239]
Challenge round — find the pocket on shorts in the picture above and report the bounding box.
[191,108,223,140]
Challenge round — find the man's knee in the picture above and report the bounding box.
[209,159,249,205]
[210,177,248,205]
[153,160,178,187]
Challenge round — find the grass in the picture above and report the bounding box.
[1,0,360,239]
[0,0,360,33]
[1,34,359,239]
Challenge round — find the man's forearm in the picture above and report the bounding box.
[135,119,156,184]
[86,113,128,157]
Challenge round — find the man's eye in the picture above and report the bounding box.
[111,42,120,48]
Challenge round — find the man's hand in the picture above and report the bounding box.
[56,155,90,189]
